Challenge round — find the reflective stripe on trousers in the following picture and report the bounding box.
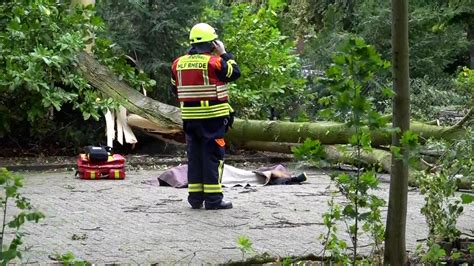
[184,117,226,207]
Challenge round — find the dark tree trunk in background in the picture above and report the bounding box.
[469,26,474,69]
[384,0,410,264]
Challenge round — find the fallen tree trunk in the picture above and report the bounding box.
[227,119,466,146]
[135,129,473,189]
[76,52,183,134]
[76,52,468,146]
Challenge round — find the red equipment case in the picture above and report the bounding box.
[76,154,126,180]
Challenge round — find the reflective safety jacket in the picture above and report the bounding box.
[171,51,240,120]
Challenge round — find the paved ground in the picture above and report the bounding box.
[4,164,474,264]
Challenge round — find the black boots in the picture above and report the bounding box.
[205,201,233,210]
[191,201,233,210]
[191,203,203,209]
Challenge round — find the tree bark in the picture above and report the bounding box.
[469,26,474,69]
[385,0,410,264]
[76,52,183,134]
[227,119,465,146]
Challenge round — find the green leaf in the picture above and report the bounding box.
[358,211,371,220]
[337,173,351,184]
[401,130,419,150]
[390,146,401,157]
[342,205,356,218]
[14,177,23,187]
[469,243,474,254]
[360,171,378,187]
[1,248,17,261]
[0,174,6,185]
[6,186,17,197]
[423,244,446,262]
[42,57,52,66]
[461,194,474,204]
[333,54,346,65]
[450,251,461,260]
[382,86,395,97]
[90,16,103,26]
[236,235,254,253]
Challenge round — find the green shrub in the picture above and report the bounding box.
[0,0,155,146]
[204,4,307,120]
[0,168,44,264]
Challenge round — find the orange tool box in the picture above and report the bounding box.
[76,154,126,180]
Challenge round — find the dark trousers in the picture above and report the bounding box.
[183,117,226,208]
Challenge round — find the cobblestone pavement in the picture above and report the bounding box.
[7,167,474,264]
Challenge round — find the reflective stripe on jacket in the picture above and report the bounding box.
[174,54,228,102]
[180,101,231,120]
[171,51,240,120]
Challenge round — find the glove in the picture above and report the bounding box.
[213,40,226,56]
[224,111,235,132]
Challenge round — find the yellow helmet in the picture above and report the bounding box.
[189,23,218,44]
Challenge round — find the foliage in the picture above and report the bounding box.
[51,251,90,266]
[292,139,325,165]
[296,37,389,263]
[319,196,349,263]
[281,256,292,266]
[96,0,205,103]
[93,37,156,98]
[292,1,352,73]
[354,0,471,119]
[414,131,473,263]
[304,21,391,118]
[454,67,474,107]
[0,0,100,135]
[317,37,391,124]
[357,1,469,78]
[0,0,156,150]
[294,0,472,119]
[410,77,464,121]
[0,168,44,264]
[417,132,474,244]
[405,67,472,121]
[236,235,254,260]
[422,243,447,263]
[204,3,307,120]
[283,0,357,38]
[418,171,463,243]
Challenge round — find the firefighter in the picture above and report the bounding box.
[170,23,241,210]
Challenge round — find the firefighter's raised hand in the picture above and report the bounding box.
[213,40,226,55]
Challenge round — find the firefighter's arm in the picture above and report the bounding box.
[213,40,241,82]
[215,53,241,82]
[169,59,179,96]
[169,76,177,97]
